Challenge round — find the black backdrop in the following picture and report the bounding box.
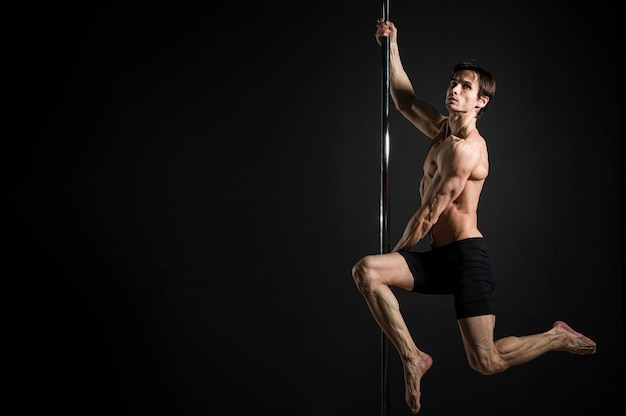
[13,1,623,415]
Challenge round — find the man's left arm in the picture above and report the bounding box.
[392,141,480,251]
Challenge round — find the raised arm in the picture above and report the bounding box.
[392,140,481,251]
[376,19,446,139]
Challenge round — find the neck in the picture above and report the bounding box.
[447,112,478,138]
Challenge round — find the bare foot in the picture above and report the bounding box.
[402,351,433,414]
[553,321,597,355]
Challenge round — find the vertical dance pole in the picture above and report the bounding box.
[379,1,390,415]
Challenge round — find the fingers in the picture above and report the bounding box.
[375,19,389,40]
[375,18,394,38]
[376,17,390,29]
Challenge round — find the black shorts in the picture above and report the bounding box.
[398,237,496,319]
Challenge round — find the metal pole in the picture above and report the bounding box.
[379,1,390,415]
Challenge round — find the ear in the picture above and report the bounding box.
[476,96,489,109]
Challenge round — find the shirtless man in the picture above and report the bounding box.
[351,18,597,414]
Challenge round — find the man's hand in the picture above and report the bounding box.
[375,18,397,46]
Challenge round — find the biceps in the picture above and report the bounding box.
[439,175,466,199]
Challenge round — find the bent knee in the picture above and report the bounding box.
[351,256,378,293]
[467,354,506,376]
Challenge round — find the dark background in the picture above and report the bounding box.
[13,1,623,415]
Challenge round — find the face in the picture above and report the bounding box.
[445,70,485,114]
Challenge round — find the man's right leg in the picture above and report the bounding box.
[352,252,433,414]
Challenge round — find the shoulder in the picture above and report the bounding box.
[443,135,486,171]
[448,135,484,157]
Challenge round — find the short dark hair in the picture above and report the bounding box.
[450,62,496,118]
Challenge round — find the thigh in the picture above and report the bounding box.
[361,252,416,291]
[399,250,449,294]
[447,239,496,319]
[457,314,496,353]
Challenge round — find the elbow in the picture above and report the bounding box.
[394,101,411,114]
[413,214,435,237]
[391,91,415,113]
[420,221,433,237]
[426,197,447,225]
[423,214,438,232]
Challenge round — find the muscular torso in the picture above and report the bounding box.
[420,128,489,247]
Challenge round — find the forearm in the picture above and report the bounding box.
[393,194,453,252]
[388,43,445,138]
[393,213,431,252]
[389,43,416,111]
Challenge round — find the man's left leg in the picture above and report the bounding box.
[457,315,597,375]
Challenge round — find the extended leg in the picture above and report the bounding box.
[458,315,597,375]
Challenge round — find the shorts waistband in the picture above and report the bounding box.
[431,237,485,250]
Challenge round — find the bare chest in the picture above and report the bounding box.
[423,133,460,176]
